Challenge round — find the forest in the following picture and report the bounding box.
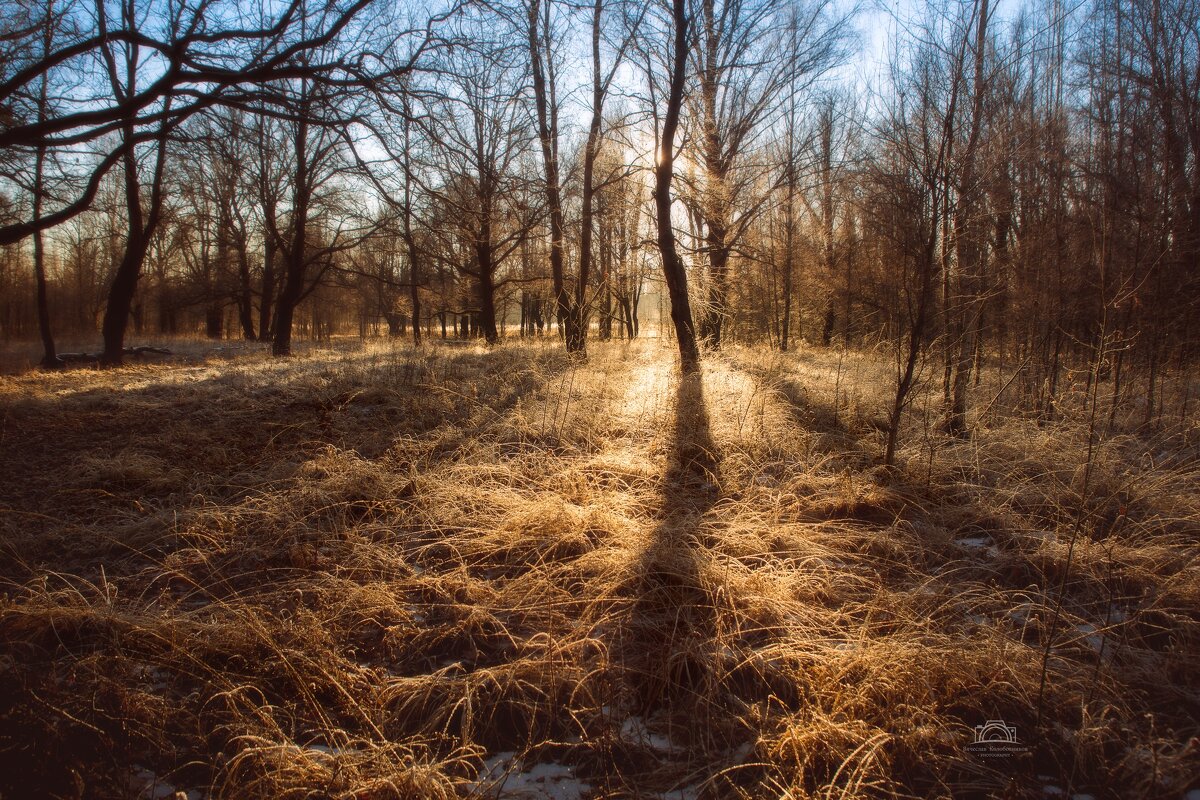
[0,0,1198,797]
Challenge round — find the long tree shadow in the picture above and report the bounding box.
[621,368,724,733]
[731,353,877,470]
[0,343,574,579]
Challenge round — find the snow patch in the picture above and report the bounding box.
[954,536,1001,559]
[955,536,991,549]
[474,752,592,799]
[619,716,684,754]
[1074,623,1106,654]
[129,767,192,800]
[306,743,341,757]
[133,664,170,693]
[1041,786,1098,800]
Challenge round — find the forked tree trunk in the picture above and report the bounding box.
[101,115,169,366]
[273,94,311,358]
[99,15,171,368]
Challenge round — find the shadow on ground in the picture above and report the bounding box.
[0,343,572,578]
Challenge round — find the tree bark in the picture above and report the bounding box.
[475,220,500,344]
[655,0,700,371]
[528,0,578,351]
[273,101,311,357]
[946,0,990,437]
[99,5,170,367]
[402,105,422,347]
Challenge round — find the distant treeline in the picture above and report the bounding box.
[0,0,1194,431]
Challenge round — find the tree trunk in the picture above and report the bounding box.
[101,121,167,366]
[528,0,577,351]
[237,247,256,340]
[100,32,171,366]
[475,236,500,344]
[697,0,728,350]
[402,103,422,347]
[885,238,937,466]
[33,167,58,369]
[101,235,147,365]
[260,237,275,339]
[32,12,58,369]
[407,252,421,347]
[655,0,700,371]
[205,305,223,339]
[272,100,311,358]
[780,171,795,353]
[945,0,990,437]
[702,220,729,348]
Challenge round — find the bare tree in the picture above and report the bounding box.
[866,5,973,466]
[688,0,848,349]
[0,0,402,245]
[943,0,993,436]
[95,0,174,365]
[30,0,61,367]
[423,12,535,344]
[526,0,574,348]
[649,0,701,369]
[267,70,374,356]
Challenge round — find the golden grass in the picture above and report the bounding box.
[0,336,1196,799]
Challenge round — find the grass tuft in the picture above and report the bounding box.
[0,337,1196,798]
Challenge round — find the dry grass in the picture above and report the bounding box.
[0,336,1196,799]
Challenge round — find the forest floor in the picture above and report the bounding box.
[0,337,1197,799]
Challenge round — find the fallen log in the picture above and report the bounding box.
[55,346,173,365]
[56,352,100,364]
[125,346,172,358]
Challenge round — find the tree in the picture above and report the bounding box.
[267,69,371,357]
[423,11,535,344]
[943,0,993,436]
[595,137,646,339]
[651,0,700,369]
[865,4,973,466]
[0,0,397,245]
[252,109,288,341]
[29,0,61,367]
[526,0,574,349]
[96,0,174,365]
[688,0,847,349]
[176,109,259,341]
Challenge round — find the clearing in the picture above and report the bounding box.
[0,338,1196,799]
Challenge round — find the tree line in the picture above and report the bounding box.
[1,0,1196,449]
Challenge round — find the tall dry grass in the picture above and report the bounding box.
[0,336,1195,799]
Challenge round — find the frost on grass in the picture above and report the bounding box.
[0,339,1197,799]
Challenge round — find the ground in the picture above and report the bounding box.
[0,337,1197,799]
